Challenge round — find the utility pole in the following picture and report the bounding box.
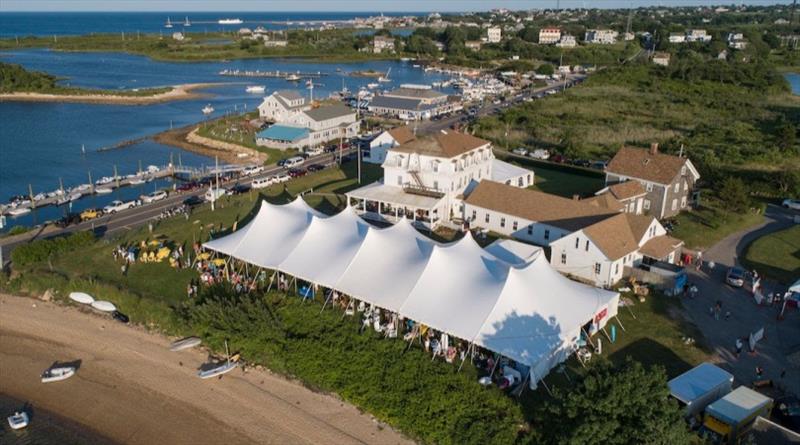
[793,0,798,24]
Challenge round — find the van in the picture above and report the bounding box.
[252,177,272,189]
[283,156,305,169]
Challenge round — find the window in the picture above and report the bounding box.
[512,221,518,231]
[544,229,550,240]
[500,217,506,228]
[681,196,687,208]
[683,180,688,191]
[671,199,678,211]
[433,181,438,190]
[433,163,439,173]
[614,263,619,274]
[646,183,653,192]
[472,210,477,220]
[518,177,524,187]
[594,263,601,274]
[561,253,567,264]
[674,182,680,193]
[681,166,687,175]
[485,213,490,223]
[527,225,533,235]
[575,237,580,249]
[396,176,402,186]
[585,240,590,252]
[643,199,651,210]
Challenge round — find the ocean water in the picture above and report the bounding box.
[0,48,452,230]
[787,73,800,95]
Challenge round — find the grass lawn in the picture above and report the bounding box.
[529,165,604,198]
[742,224,800,285]
[196,114,295,165]
[670,196,765,250]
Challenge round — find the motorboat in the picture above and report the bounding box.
[7,207,31,217]
[202,104,215,115]
[285,74,301,82]
[69,292,95,304]
[69,192,82,202]
[245,85,266,94]
[170,336,202,352]
[95,187,114,195]
[7,412,28,430]
[128,177,145,185]
[367,83,379,89]
[41,366,76,383]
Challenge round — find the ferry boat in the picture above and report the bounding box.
[202,104,215,115]
[245,85,266,94]
[218,18,243,25]
[165,17,173,28]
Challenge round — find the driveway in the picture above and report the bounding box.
[681,204,800,396]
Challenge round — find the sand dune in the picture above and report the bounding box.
[0,294,412,445]
[0,83,216,105]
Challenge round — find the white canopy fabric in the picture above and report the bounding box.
[235,198,322,269]
[204,200,620,385]
[336,219,439,312]
[399,234,510,342]
[473,253,619,388]
[278,207,369,288]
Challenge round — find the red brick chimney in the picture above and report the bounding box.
[649,142,659,155]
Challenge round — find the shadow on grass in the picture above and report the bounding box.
[609,337,693,379]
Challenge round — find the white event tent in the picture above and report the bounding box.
[203,199,620,388]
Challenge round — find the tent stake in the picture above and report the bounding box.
[614,315,626,332]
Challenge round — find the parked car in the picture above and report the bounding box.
[307,163,325,172]
[283,156,305,169]
[323,145,337,153]
[80,208,102,221]
[529,149,550,160]
[141,190,168,204]
[176,181,199,192]
[276,158,289,167]
[551,154,566,163]
[203,188,225,202]
[103,199,137,214]
[572,159,591,168]
[252,177,273,189]
[512,147,529,156]
[288,168,307,178]
[782,199,800,211]
[226,183,251,195]
[242,165,265,176]
[183,195,204,207]
[55,213,81,228]
[591,161,608,171]
[305,146,323,156]
[271,173,291,183]
[725,267,746,287]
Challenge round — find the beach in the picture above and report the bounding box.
[0,293,413,445]
[0,83,216,105]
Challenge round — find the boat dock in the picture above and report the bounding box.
[218,69,328,79]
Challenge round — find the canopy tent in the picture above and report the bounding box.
[399,234,510,342]
[202,200,270,256]
[473,253,619,388]
[336,219,440,312]
[278,207,369,289]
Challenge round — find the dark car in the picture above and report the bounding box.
[277,158,288,167]
[307,163,325,172]
[339,153,356,163]
[183,195,204,207]
[226,183,251,195]
[572,159,591,168]
[112,311,130,324]
[176,181,199,192]
[288,168,307,178]
[55,213,81,228]
[774,397,800,433]
[323,145,337,153]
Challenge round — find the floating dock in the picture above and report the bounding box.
[218,69,327,79]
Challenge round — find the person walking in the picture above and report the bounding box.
[735,338,743,357]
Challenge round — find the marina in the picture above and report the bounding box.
[218,69,328,79]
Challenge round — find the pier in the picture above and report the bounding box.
[218,69,328,79]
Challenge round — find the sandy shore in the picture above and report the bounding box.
[0,83,217,105]
[152,125,266,165]
[0,294,412,445]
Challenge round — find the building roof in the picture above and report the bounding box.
[464,180,617,232]
[668,363,733,405]
[256,124,309,142]
[582,213,639,261]
[582,193,624,212]
[639,235,684,260]
[491,159,531,185]
[303,103,355,122]
[384,87,447,100]
[603,181,647,201]
[391,130,490,159]
[277,90,303,101]
[606,146,694,185]
[272,90,306,110]
[369,96,428,112]
[624,213,656,243]
[386,126,416,145]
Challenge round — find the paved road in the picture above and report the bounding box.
[0,149,352,260]
[681,204,800,396]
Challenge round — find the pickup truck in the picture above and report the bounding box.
[103,199,138,214]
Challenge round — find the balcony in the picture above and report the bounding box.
[403,183,445,198]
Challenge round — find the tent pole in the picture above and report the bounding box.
[573,344,587,369]
[404,327,418,352]
[266,270,277,293]
[601,327,612,342]
[457,343,472,372]
[341,299,354,320]
[539,374,554,397]
[514,370,532,398]
[581,327,597,349]
[488,353,500,379]
[319,290,332,314]
[625,304,637,320]
[614,315,627,332]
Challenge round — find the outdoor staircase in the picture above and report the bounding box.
[403,169,444,199]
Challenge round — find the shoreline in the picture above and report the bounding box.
[152,124,266,165]
[0,293,413,445]
[0,83,219,105]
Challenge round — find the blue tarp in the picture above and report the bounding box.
[256,125,309,142]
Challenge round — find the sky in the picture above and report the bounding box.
[0,0,791,12]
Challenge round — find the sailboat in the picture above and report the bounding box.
[202,104,214,115]
[165,17,173,28]
[378,68,392,83]
[183,16,191,27]
[197,340,238,379]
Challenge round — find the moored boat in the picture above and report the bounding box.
[41,366,76,383]
[170,336,202,352]
[245,85,266,94]
[7,412,28,430]
[202,104,215,115]
[7,207,31,217]
[95,187,113,194]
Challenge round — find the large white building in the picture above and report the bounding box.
[347,131,532,229]
[256,91,359,150]
[584,29,619,44]
[487,26,502,43]
[462,180,683,286]
[363,126,416,165]
[368,85,462,121]
[539,28,561,45]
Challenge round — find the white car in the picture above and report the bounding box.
[512,147,529,156]
[283,156,304,169]
[271,173,291,183]
[140,190,168,203]
[242,165,265,176]
[782,199,800,211]
[252,177,273,189]
[305,146,323,156]
[529,149,550,160]
[103,199,137,214]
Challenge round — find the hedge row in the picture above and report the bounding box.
[11,231,96,267]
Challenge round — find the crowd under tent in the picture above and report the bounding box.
[202,199,622,389]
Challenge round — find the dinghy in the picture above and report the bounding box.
[69,292,95,304]
[91,300,117,312]
[7,412,28,430]
[197,340,237,379]
[170,336,202,352]
[41,366,76,383]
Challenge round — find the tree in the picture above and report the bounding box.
[718,176,750,213]
[776,119,797,153]
[775,169,800,196]
[536,63,555,76]
[539,359,692,445]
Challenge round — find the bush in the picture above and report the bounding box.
[11,231,95,266]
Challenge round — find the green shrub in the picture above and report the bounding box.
[11,231,96,266]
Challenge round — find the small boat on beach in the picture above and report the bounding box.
[7,411,28,430]
[41,366,76,383]
[170,336,202,352]
[69,292,95,305]
[198,340,238,379]
[202,104,215,115]
[91,300,117,313]
[245,85,266,94]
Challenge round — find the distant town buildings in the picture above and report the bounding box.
[487,26,503,43]
[539,28,562,45]
[556,34,577,48]
[726,32,748,49]
[652,52,671,66]
[368,85,462,121]
[584,29,619,44]
[465,40,483,51]
[372,35,396,54]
